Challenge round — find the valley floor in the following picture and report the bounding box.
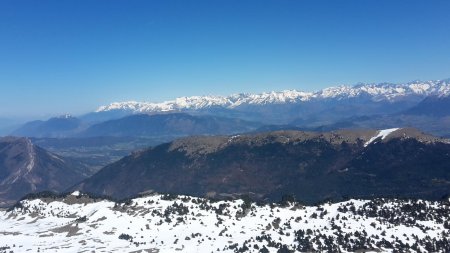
[0,192,449,252]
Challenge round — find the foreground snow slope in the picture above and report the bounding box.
[0,192,449,252]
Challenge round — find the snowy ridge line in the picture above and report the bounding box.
[96,79,450,113]
[1,192,449,252]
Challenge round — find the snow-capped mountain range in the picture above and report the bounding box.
[96,80,450,114]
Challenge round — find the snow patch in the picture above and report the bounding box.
[71,191,81,196]
[364,128,400,147]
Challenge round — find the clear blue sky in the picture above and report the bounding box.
[1,0,450,118]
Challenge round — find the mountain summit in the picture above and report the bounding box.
[74,128,450,203]
[0,137,88,206]
[12,115,83,138]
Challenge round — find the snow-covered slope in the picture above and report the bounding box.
[1,192,449,252]
[96,80,450,114]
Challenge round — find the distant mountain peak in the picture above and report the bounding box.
[12,115,83,138]
[57,114,74,119]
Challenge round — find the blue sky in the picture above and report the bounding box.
[1,0,450,118]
